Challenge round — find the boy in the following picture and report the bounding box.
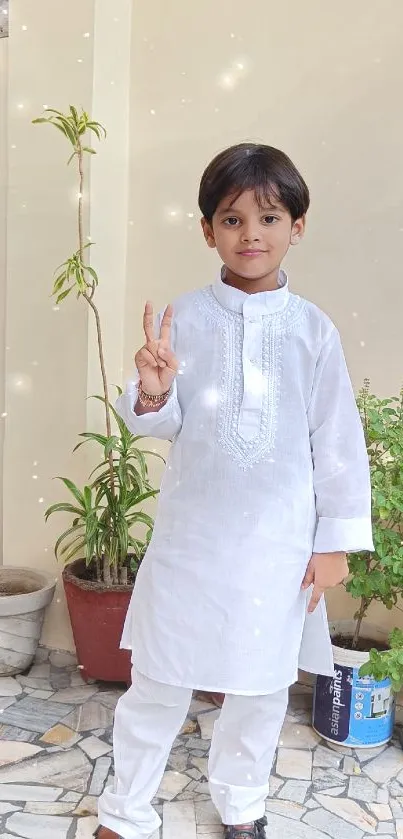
[96,144,373,839]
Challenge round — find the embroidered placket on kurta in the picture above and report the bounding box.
[239,306,265,441]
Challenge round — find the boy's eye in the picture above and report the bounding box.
[263,215,277,224]
[223,217,239,226]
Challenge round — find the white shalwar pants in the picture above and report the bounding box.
[98,671,288,839]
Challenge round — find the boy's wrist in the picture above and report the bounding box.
[134,383,171,415]
[137,383,171,408]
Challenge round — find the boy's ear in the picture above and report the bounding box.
[290,215,306,246]
[201,217,216,249]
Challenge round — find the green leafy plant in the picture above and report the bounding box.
[45,395,161,585]
[359,629,403,692]
[346,380,403,688]
[35,107,158,585]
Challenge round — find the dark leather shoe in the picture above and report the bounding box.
[93,827,122,839]
[224,817,268,839]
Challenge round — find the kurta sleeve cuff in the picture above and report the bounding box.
[115,378,182,441]
[313,516,375,554]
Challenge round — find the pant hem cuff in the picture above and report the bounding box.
[98,811,161,839]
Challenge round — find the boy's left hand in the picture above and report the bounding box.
[301,552,349,614]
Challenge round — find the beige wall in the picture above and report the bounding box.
[2,0,403,651]
[3,0,95,650]
[0,36,7,564]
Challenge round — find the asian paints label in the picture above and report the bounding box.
[313,664,395,748]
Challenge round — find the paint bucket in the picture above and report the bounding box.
[313,642,395,748]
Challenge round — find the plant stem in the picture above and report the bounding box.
[102,554,112,586]
[76,139,117,580]
[352,597,368,650]
[95,557,102,583]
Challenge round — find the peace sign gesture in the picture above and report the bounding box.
[135,302,178,397]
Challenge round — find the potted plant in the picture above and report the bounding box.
[313,380,403,747]
[34,106,159,683]
[0,568,56,676]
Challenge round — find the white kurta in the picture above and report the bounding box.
[117,271,374,694]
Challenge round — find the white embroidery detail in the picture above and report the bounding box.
[197,287,306,469]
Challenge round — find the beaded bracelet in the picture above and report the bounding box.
[137,384,171,409]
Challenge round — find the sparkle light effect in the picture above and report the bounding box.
[219,72,236,90]
[218,57,250,91]
[8,373,33,394]
[164,206,184,224]
[202,387,220,408]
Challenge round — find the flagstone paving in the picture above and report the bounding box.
[0,648,402,838]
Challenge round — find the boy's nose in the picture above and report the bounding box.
[241,228,261,243]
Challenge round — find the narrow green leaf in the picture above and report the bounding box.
[85,266,99,284]
[56,287,73,304]
[56,529,85,558]
[58,477,86,507]
[45,502,85,519]
[69,105,79,122]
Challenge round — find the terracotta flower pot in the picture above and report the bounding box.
[62,559,132,684]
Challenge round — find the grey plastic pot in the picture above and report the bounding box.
[0,566,56,675]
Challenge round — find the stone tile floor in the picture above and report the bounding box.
[0,649,403,839]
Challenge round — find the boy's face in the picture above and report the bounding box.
[201,189,305,287]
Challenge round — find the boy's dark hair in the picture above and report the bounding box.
[198,143,310,223]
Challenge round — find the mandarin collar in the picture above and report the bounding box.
[212,266,290,316]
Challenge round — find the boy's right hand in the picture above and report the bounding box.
[135,302,178,396]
